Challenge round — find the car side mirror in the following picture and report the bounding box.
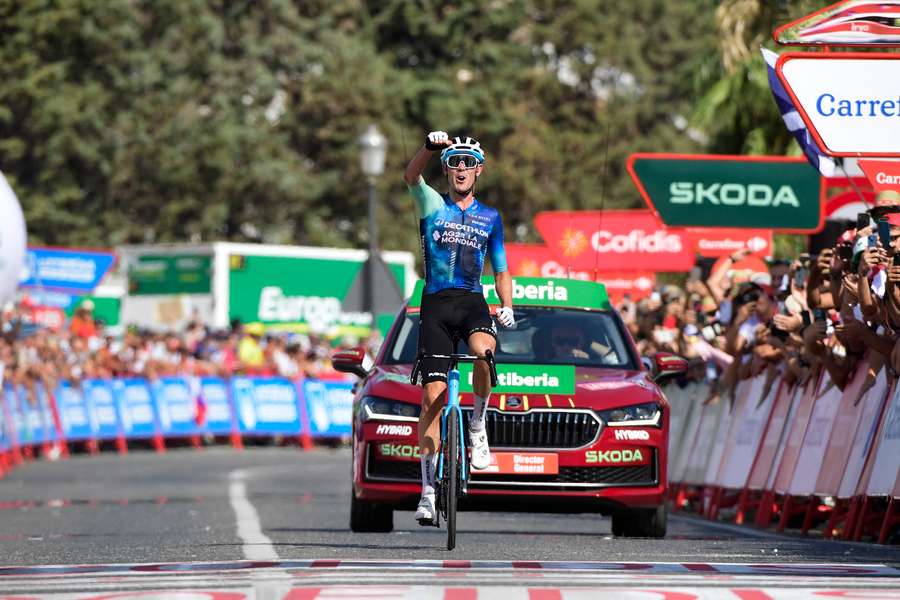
[651,352,688,383]
[332,347,369,379]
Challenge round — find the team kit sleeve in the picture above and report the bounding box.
[407,176,444,218]
[488,214,508,273]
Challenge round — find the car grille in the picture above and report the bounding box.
[365,445,657,488]
[463,409,601,449]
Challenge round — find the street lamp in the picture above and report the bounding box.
[358,124,387,327]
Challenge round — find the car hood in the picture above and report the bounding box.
[364,364,664,412]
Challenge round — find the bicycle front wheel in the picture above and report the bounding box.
[444,406,460,551]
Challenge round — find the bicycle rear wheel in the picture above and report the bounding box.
[444,406,460,551]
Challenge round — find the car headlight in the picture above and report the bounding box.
[360,396,420,422]
[597,402,661,427]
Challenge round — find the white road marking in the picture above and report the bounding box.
[229,468,279,561]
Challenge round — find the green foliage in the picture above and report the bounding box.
[1,1,721,253]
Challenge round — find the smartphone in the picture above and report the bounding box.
[770,325,789,341]
[801,311,812,328]
[793,267,807,288]
[868,234,878,248]
[894,254,900,267]
[813,308,827,322]
[878,219,892,248]
[837,245,851,261]
[858,212,871,231]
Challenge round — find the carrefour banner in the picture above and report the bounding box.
[56,382,94,441]
[303,380,353,437]
[232,377,302,434]
[626,154,824,232]
[82,379,121,439]
[199,378,237,434]
[151,378,201,437]
[21,247,116,292]
[112,379,158,438]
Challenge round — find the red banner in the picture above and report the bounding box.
[504,243,655,301]
[858,159,900,193]
[533,210,695,272]
[686,228,772,258]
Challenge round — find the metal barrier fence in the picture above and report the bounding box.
[665,354,900,543]
[0,376,354,475]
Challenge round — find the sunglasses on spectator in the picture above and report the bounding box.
[552,336,581,346]
[445,155,480,169]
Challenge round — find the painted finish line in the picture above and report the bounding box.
[1,559,899,578]
[3,586,900,600]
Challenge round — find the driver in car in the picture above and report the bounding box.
[538,321,620,364]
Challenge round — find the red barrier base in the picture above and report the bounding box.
[878,497,899,544]
[777,494,818,533]
[754,490,780,528]
[671,483,703,513]
[850,495,889,541]
[0,450,8,478]
[822,498,854,539]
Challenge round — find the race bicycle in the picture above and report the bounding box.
[411,350,498,550]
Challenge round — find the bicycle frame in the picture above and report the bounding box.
[437,364,468,485]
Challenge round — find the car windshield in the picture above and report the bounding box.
[384,307,637,370]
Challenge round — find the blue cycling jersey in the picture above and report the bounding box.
[408,177,507,295]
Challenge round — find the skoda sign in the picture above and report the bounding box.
[627,154,824,232]
[776,53,900,157]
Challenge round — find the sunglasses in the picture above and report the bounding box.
[552,336,581,346]
[445,155,480,169]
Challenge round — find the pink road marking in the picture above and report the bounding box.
[528,589,563,600]
[443,588,477,600]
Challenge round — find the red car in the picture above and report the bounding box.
[335,277,687,538]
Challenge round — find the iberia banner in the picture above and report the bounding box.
[533,210,695,272]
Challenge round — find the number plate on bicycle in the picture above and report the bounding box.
[480,452,559,475]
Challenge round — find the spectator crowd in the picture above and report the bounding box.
[619,191,900,405]
[6,191,900,410]
[1,301,365,405]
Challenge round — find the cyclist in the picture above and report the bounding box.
[403,130,514,525]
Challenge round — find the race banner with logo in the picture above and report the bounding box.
[82,379,121,440]
[459,364,576,395]
[20,247,116,293]
[151,378,202,437]
[231,377,303,435]
[627,154,824,232]
[112,379,159,439]
[686,228,773,258]
[302,380,354,437]
[504,244,655,301]
[56,381,94,441]
[777,53,900,157]
[199,378,239,435]
[533,210,695,272]
[228,254,408,336]
[858,159,900,192]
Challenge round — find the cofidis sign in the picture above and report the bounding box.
[627,154,824,232]
[777,53,900,157]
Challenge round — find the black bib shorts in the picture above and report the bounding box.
[418,289,496,384]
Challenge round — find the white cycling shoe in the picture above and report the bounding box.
[415,492,437,525]
[469,427,491,470]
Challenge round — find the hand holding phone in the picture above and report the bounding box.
[878,219,892,249]
[858,212,871,231]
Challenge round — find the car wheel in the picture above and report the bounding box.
[612,505,667,538]
[349,488,394,533]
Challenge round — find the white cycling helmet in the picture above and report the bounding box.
[440,136,485,165]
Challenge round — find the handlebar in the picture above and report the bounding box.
[410,350,498,387]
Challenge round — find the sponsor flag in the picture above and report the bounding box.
[762,47,836,177]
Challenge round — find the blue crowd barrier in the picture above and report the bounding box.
[0,375,354,468]
[302,380,354,437]
[57,382,93,441]
[82,379,121,440]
